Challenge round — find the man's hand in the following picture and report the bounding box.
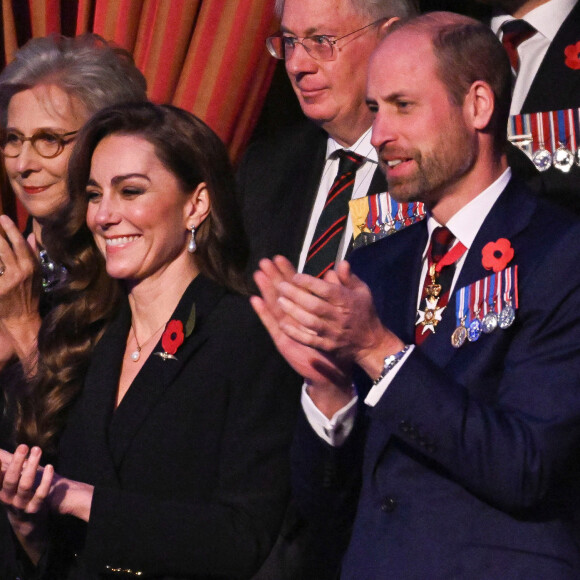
[251,257,354,417]
[269,258,405,380]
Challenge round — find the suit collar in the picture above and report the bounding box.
[81,275,227,471]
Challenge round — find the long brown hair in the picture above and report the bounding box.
[16,103,250,453]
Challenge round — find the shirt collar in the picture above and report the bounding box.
[424,168,511,257]
[325,126,377,163]
[491,0,576,42]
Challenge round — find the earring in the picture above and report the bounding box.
[187,225,197,253]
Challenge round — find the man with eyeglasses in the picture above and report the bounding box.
[238,0,419,280]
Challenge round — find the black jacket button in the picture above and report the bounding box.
[380,497,398,513]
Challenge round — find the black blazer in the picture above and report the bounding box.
[521,0,580,114]
[509,2,580,214]
[237,121,388,274]
[42,276,301,579]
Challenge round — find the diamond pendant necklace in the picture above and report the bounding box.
[130,320,167,362]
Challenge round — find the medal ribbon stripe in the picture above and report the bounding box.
[530,112,540,151]
[558,109,568,147]
[549,111,557,153]
[568,108,577,151]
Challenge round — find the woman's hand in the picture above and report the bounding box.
[0,215,42,375]
[0,445,54,564]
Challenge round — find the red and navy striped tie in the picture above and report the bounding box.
[303,150,365,278]
[501,19,536,74]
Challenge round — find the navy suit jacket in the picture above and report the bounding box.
[294,179,580,579]
[237,121,388,274]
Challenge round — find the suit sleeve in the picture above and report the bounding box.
[371,223,580,513]
[73,315,302,579]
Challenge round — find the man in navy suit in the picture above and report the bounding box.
[252,11,580,578]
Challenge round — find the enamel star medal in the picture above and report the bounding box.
[417,264,445,334]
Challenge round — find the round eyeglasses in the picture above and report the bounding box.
[0,129,79,159]
[266,19,385,61]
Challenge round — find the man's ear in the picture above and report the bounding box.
[185,182,211,229]
[464,80,495,132]
[378,17,400,39]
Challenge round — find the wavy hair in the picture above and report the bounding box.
[16,103,249,452]
[5,34,146,452]
[0,33,147,125]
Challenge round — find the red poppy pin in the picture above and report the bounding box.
[154,304,196,361]
[564,41,580,70]
[481,238,514,273]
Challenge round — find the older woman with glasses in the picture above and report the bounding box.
[0,34,147,380]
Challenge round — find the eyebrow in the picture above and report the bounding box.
[4,126,70,134]
[86,173,151,188]
[280,25,328,36]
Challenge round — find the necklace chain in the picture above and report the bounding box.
[130,320,168,362]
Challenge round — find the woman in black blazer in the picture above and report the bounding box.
[0,103,300,579]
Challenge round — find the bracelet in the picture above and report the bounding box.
[372,345,411,386]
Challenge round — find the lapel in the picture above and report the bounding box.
[522,1,580,113]
[368,164,388,196]
[284,123,328,264]
[106,276,226,468]
[418,180,537,368]
[68,301,127,486]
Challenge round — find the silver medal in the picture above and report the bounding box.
[482,311,498,334]
[532,148,552,172]
[552,146,574,173]
[499,304,515,329]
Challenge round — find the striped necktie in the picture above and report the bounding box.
[303,150,365,278]
[501,19,536,74]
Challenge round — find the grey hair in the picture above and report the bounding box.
[274,0,419,20]
[0,33,147,125]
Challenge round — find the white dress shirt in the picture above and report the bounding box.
[302,169,512,445]
[491,0,577,114]
[297,128,379,272]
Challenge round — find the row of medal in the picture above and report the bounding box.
[451,266,519,349]
[350,192,426,249]
[508,108,580,173]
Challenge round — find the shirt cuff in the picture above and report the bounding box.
[364,344,415,407]
[301,383,358,447]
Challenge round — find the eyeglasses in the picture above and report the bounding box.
[0,129,79,159]
[266,19,385,61]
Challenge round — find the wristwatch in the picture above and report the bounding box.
[372,345,411,386]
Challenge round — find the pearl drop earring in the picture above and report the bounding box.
[187,225,197,253]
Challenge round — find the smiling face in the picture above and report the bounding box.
[85,134,202,285]
[4,85,86,222]
[281,0,383,146]
[367,30,477,210]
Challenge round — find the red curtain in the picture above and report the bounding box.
[0,0,279,223]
